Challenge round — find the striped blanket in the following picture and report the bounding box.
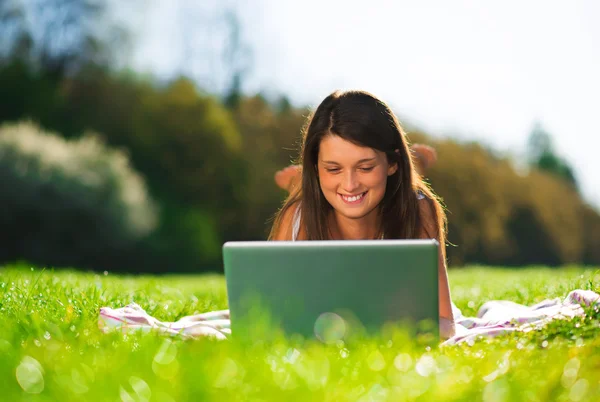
[98,289,599,345]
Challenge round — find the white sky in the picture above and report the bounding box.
[133,0,600,209]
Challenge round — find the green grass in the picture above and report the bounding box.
[1,264,600,401]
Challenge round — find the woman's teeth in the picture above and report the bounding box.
[341,192,366,202]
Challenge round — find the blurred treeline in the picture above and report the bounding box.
[0,0,598,272]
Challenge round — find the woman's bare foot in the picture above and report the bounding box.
[274,165,301,192]
[411,144,437,175]
[274,144,437,192]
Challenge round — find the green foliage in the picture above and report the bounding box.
[135,77,244,209]
[422,136,598,267]
[0,64,249,271]
[0,60,64,128]
[582,205,600,264]
[0,0,133,74]
[231,94,308,239]
[1,61,599,271]
[1,0,598,273]
[527,123,578,189]
[1,266,600,401]
[0,121,157,270]
[67,74,248,269]
[141,201,222,273]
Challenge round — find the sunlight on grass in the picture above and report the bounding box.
[1,264,599,401]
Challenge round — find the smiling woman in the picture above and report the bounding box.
[268,90,446,242]
[268,90,456,338]
[317,135,398,239]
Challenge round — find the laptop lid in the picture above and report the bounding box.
[223,239,439,341]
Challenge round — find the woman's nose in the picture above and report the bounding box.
[343,170,360,192]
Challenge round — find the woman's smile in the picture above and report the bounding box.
[338,191,368,205]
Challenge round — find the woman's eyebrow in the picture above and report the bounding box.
[320,157,377,164]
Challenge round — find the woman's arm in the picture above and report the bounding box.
[417,197,456,340]
[271,208,294,241]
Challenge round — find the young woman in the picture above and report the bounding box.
[99,90,456,341]
[269,90,455,339]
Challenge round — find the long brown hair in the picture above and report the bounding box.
[269,90,447,250]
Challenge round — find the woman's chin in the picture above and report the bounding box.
[335,203,376,220]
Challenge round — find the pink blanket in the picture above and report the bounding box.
[98,289,599,345]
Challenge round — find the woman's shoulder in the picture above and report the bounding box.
[272,200,302,241]
[415,190,439,239]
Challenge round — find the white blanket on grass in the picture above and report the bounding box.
[98,289,600,345]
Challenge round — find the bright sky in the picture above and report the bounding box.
[134,0,600,209]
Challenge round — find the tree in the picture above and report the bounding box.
[526,122,578,190]
[0,0,137,75]
[176,0,252,105]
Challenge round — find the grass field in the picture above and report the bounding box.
[1,264,599,401]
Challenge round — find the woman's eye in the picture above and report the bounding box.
[325,168,340,173]
[359,167,374,172]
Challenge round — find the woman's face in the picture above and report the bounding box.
[317,135,397,220]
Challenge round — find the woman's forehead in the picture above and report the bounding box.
[318,135,382,161]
